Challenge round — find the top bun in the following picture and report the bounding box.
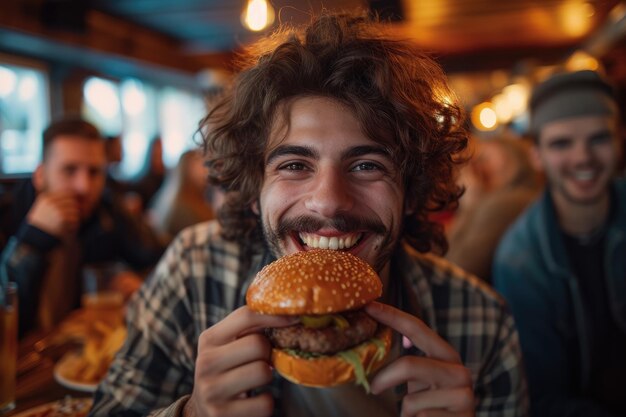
[246,250,382,315]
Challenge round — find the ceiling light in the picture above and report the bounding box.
[242,0,275,32]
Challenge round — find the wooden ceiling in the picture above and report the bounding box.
[92,0,620,69]
[0,0,622,78]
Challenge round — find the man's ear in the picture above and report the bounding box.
[32,164,45,192]
[529,144,545,172]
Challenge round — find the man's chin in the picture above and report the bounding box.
[560,182,610,206]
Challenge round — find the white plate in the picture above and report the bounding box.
[53,352,99,393]
[11,398,92,417]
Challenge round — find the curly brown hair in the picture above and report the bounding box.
[201,13,467,254]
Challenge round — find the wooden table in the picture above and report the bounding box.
[7,335,89,415]
[6,308,123,415]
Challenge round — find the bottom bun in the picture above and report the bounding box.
[272,326,392,388]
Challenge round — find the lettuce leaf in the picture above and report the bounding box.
[367,337,387,374]
[337,349,370,393]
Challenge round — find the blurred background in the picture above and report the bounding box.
[1,0,625,181]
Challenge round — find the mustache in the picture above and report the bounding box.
[276,214,387,237]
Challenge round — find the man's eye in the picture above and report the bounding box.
[591,135,611,146]
[279,162,306,171]
[89,168,104,177]
[548,140,571,150]
[352,162,381,172]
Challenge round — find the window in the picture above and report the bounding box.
[158,87,206,169]
[0,57,50,176]
[82,77,123,137]
[82,77,206,180]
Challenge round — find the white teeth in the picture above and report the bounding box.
[299,233,361,250]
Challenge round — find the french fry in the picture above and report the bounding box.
[58,320,127,384]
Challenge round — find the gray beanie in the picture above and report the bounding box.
[529,70,617,134]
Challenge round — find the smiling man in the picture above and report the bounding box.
[493,70,626,416]
[91,14,528,417]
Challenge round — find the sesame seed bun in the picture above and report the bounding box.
[246,249,383,315]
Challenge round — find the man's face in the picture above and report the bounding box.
[534,115,620,207]
[258,96,406,280]
[35,136,107,219]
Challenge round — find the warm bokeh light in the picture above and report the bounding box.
[502,83,530,117]
[472,102,498,131]
[566,50,600,71]
[0,66,17,98]
[480,107,497,130]
[492,93,513,124]
[560,1,595,37]
[242,0,275,32]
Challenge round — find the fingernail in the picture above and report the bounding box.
[402,335,413,349]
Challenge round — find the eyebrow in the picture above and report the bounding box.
[545,129,614,145]
[266,144,390,165]
[342,145,390,160]
[266,145,318,165]
[589,130,613,140]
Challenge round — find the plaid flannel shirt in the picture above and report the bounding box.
[90,220,529,417]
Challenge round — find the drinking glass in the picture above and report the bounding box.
[81,264,124,326]
[0,282,18,414]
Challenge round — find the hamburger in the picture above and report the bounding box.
[246,249,392,391]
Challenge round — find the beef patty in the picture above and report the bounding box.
[267,310,378,354]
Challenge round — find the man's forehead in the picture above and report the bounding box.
[47,135,105,152]
[46,136,106,163]
[538,114,616,140]
[265,96,373,149]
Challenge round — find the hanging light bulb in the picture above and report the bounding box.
[242,0,275,32]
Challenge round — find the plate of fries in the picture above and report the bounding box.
[53,320,127,392]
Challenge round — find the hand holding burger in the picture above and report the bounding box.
[186,307,298,417]
[246,249,392,391]
[187,249,474,417]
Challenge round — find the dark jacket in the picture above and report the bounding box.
[493,178,626,416]
[0,179,166,337]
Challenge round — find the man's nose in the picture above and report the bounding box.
[572,141,593,164]
[304,168,354,217]
[72,170,92,193]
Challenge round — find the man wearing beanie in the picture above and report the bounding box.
[493,70,626,416]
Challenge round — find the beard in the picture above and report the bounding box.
[262,213,399,274]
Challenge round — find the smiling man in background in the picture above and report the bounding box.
[493,70,626,416]
[91,13,528,417]
[0,117,165,337]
